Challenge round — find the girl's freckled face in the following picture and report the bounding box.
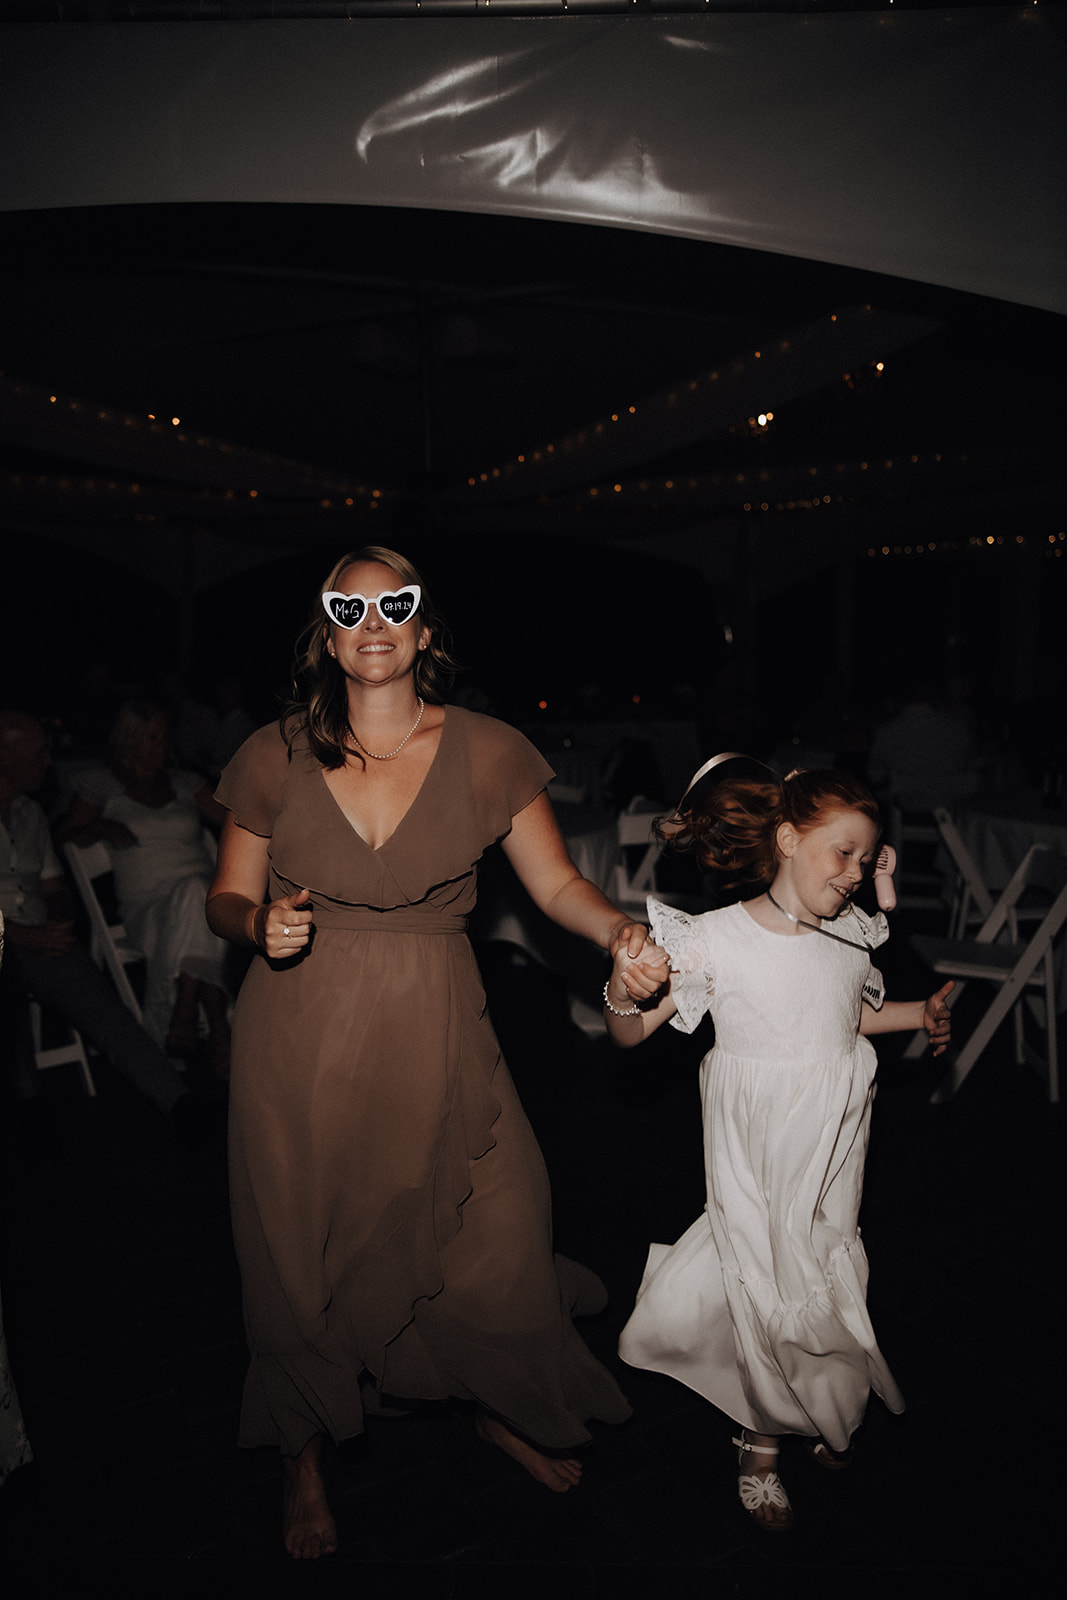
[776,809,880,922]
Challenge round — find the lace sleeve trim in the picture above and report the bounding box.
[842,904,890,950]
[647,896,714,1035]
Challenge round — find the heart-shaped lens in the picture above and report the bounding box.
[375,587,419,625]
[323,592,368,629]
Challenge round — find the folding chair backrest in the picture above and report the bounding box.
[64,841,144,1020]
[1009,849,1067,978]
[971,844,1051,944]
[612,808,661,908]
[1023,844,1067,900]
[933,807,994,937]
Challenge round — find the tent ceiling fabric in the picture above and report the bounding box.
[0,7,1064,586]
[1,9,1062,312]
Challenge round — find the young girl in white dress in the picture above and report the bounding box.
[604,760,953,1533]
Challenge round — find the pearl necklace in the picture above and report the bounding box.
[352,698,425,760]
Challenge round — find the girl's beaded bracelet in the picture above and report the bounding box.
[602,981,641,1017]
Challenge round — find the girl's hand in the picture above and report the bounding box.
[612,939,671,1005]
[253,887,313,960]
[923,980,954,1056]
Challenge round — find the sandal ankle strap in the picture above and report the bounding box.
[733,1433,779,1457]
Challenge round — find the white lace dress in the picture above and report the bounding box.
[618,898,904,1453]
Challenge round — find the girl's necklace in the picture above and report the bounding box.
[766,889,862,950]
[352,697,425,760]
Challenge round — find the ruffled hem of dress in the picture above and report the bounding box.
[237,1045,508,1454]
[725,1235,904,1448]
[340,1035,506,1386]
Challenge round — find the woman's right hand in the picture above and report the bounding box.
[253,887,314,960]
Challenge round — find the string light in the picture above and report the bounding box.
[458,308,888,494]
[0,376,383,508]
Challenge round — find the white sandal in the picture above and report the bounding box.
[733,1433,794,1533]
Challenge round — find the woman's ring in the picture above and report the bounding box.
[283,926,290,937]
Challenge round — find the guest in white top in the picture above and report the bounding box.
[0,710,189,1117]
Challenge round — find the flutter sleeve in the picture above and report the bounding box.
[214,723,292,838]
[463,710,555,847]
[833,904,889,1010]
[647,895,715,1035]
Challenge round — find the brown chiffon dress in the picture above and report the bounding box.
[215,706,631,1458]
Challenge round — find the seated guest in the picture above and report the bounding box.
[58,701,231,1076]
[868,676,983,812]
[205,674,256,779]
[0,710,198,1127]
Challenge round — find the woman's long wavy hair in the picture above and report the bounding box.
[657,768,881,897]
[281,545,460,769]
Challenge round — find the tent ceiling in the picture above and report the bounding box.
[1,7,1064,578]
[1,202,1062,562]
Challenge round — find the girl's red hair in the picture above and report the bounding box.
[657,768,880,896]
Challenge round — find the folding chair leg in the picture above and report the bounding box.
[1021,965,1060,1103]
[1049,993,1059,1104]
[30,1002,97,1097]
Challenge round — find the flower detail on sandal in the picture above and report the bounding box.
[733,1433,794,1533]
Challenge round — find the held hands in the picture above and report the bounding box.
[606,937,672,1010]
[923,980,954,1057]
[253,887,313,960]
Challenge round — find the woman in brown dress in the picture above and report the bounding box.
[206,546,658,1558]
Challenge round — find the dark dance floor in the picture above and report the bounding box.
[1,925,1061,1592]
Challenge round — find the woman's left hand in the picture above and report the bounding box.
[923,980,954,1056]
[608,920,649,961]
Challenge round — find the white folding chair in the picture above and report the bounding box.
[64,841,144,1020]
[909,844,1067,1104]
[611,799,705,917]
[30,999,96,1096]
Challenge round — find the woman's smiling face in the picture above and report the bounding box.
[325,560,429,687]
[773,807,880,923]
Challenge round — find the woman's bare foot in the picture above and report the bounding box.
[475,1412,583,1492]
[282,1436,338,1559]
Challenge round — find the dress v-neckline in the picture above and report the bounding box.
[319,706,449,854]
